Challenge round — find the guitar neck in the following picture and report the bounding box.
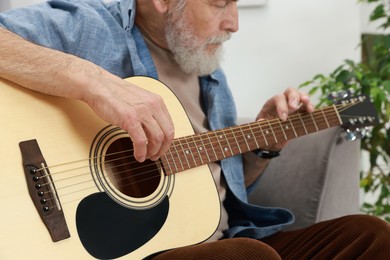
[161,105,342,175]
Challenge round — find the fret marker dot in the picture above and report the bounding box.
[247,135,251,139]
[199,147,203,151]
[219,135,223,139]
[266,130,269,134]
[224,148,228,152]
[185,150,190,155]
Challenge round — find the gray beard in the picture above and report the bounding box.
[165,5,230,76]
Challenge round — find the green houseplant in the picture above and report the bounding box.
[300,0,390,222]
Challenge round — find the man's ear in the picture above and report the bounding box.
[151,0,170,14]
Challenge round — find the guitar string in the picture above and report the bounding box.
[34,103,358,195]
[41,116,360,206]
[38,115,344,204]
[36,105,343,183]
[72,103,357,178]
[47,109,367,208]
[33,103,365,202]
[36,104,356,194]
[42,110,345,207]
[36,104,344,175]
[55,103,372,199]
[50,130,384,209]
[39,106,354,184]
[43,130,366,205]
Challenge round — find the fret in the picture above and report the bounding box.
[257,123,269,146]
[187,135,200,167]
[237,127,247,151]
[267,120,278,144]
[167,147,179,174]
[310,113,319,131]
[234,127,249,154]
[247,124,260,148]
[161,154,173,175]
[332,105,343,125]
[271,120,283,143]
[321,109,330,128]
[298,113,308,135]
[191,135,204,165]
[223,129,234,156]
[206,133,218,162]
[303,113,317,133]
[278,120,288,141]
[217,130,233,157]
[199,133,211,163]
[241,124,258,151]
[213,131,226,160]
[177,138,191,170]
[325,106,341,127]
[280,120,296,140]
[172,140,185,172]
[184,136,197,168]
[314,109,330,130]
[230,128,242,154]
[288,117,298,137]
[289,114,306,137]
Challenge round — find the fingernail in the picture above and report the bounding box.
[291,100,299,109]
[281,112,288,121]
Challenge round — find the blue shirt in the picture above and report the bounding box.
[0,0,294,239]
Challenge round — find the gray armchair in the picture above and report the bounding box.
[248,127,362,230]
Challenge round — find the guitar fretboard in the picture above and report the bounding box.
[161,105,341,175]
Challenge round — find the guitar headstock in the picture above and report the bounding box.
[331,92,379,141]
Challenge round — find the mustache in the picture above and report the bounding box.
[206,33,232,45]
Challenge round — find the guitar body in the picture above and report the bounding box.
[0,77,220,259]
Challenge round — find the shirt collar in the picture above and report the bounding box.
[120,0,136,29]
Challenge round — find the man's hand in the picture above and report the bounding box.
[83,73,175,163]
[0,28,175,163]
[256,87,314,151]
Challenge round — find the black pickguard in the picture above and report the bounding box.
[76,192,169,259]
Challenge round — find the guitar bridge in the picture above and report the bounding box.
[19,139,70,242]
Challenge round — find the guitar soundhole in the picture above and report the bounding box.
[104,138,160,198]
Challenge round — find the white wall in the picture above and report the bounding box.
[3,0,363,120]
[223,0,361,119]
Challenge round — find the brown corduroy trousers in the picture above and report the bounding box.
[151,215,390,259]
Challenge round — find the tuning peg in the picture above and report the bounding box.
[344,127,368,141]
[327,92,338,102]
[327,90,352,102]
[354,127,367,139]
[337,90,349,99]
[345,129,357,141]
[358,117,367,125]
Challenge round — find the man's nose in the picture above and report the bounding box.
[221,2,239,33]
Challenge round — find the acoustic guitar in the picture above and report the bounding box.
[0,76,378,259]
